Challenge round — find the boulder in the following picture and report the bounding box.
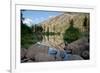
[21,48,27,59]
[26,44,49,59]
[66,37,89,59]
[48,47,58,57]
[64,54,83,60]
[34,53,55,62]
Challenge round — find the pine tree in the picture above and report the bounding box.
[63,19,80,43]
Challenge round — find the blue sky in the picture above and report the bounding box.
[21,10,62,26]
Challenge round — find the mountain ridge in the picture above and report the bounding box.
[41,12,89,33]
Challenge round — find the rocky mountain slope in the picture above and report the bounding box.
[41,12,90,33]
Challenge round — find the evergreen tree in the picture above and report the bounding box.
[83,16,88,31]
[63,19,80,43]
[21,10,34,48]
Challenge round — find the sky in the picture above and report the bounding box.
[21,10,62,27]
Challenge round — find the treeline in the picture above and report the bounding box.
[21,23,44,48]
[21,10,44,48]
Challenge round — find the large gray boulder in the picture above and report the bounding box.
[34,53,55,62]
[64,54,83,60]
[26,44,49,59]
[66,37,89,59]
[21,48,27,59]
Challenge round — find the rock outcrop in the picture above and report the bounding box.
[26,43,49,60]
[34,53,55,62]
[66,37,89,59]
[21,48,27,60]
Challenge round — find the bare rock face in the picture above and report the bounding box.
[26,44,49,59]
[42,13,89,33]
[21,48,27,59]
[34,53,55,62]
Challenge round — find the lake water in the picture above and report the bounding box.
[41,33,65,50]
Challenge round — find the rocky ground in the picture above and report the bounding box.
[21,37,89,63]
